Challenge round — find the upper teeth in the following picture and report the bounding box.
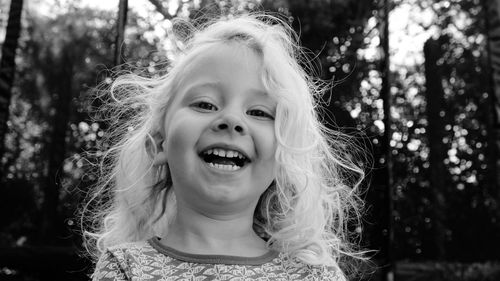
[204,148,246,159]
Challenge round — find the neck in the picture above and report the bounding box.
[161,198,268,257]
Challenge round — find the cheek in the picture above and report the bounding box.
[256,126,278,171]
[265,125,278,156]
[164,116,198,162]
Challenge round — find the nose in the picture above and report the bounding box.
[212,113,247,135]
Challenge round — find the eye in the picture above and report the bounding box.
[192,101,217,111]
[247,109,274,120]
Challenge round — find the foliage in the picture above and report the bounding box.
[386,0,500,261]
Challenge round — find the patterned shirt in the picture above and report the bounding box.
[92,237,346,280]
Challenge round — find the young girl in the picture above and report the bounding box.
[85,13,368,280]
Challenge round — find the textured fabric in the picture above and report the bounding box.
[92,238,346,280]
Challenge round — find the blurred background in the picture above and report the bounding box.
[0,0,499,280]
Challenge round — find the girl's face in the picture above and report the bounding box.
[159,43,277,214]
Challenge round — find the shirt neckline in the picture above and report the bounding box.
[148,236,279,265]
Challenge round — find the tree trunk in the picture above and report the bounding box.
[114,0,128,66]
[484,0,500,203]
[379,0,395,280]
[0,0,24,181]
[423,37,447,260]
[40,45,74,243]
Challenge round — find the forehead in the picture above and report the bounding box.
[184,43,260,77]
[174,43,271,97]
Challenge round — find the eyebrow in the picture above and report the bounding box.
[184,81,271,98]
[185,81,222,93]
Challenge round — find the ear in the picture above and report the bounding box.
[153,139,168,166]
[147,132,168,166]
[153,149,168,166]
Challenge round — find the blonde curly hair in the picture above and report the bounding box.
[82,13,369,277]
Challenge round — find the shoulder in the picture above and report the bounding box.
[101,239,168,267]
[105,240,156,259]
[275,253,347,281]
[92,240,164,281]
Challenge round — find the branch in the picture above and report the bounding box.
[148,0,174,20]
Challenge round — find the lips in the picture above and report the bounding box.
[199,145,251,170]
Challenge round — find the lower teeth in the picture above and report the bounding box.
[208,162,240,171]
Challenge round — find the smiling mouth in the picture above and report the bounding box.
[199,148,250,171]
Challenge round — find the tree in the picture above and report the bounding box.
[423,37,447,259]
[390,0,500,261]
[114,0,128,66]
[0,0,24,180]
[0,2,171,278]
[484,0,500,202]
